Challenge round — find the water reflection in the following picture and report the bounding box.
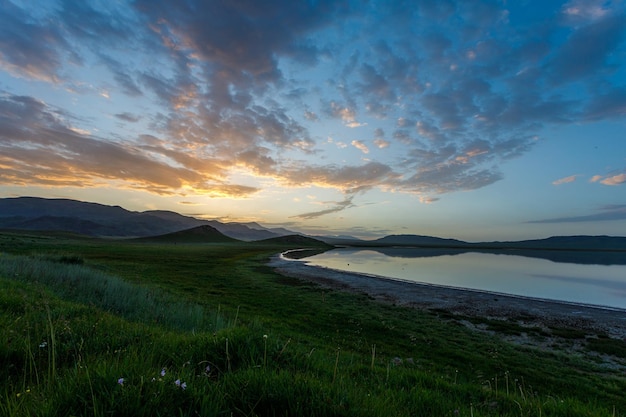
[356,246,626,265]
[299,248,626,309]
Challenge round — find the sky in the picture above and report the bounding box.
[0,0,625,241]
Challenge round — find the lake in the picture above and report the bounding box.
[297,248,626,310]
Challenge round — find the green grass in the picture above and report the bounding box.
[0,231,625,416]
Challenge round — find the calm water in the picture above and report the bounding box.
[299,248,626,310]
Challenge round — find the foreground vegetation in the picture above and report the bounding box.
[1,231,625,416]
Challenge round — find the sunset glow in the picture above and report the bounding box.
[1,0,625,240]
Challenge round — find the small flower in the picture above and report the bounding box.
[160,368,166,377]
[174,379,181,387]
[39,341,47,348]
[117,378,125,386]
[181,382,187,390]
[263,334,268,339]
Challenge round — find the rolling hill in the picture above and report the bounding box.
[2,197,625,252]
[134,225,239,243]
[0,197,292,240]
[256,234,332,247]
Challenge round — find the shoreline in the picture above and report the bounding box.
[269,253,626,339]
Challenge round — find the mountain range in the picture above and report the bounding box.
[0,196,290,241]
[1,197,626,252]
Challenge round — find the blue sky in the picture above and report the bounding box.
[0,0,625,241]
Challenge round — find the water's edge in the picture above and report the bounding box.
[273,249,626,314]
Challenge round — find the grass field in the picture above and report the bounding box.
[1,230,625,416]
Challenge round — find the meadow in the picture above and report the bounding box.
[1,230,625,416]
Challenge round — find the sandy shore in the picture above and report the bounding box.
[269,254,626,340]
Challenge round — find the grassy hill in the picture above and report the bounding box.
[135,225,240,243]
[0,197,290,240]
[0,231,625,416]
[256,234,331,247]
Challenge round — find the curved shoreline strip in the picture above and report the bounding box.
[269,251,626,338]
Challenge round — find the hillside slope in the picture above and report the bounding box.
[0,197,289,240]
[134,225,240,243]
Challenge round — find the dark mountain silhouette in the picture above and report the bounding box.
[206,222,277,241]
[314,235,364,245]
[1,197,625,253]
[486,235,626,251]
[3,215,115,236]
[256,234,331,247]
[135,225,239,243]
[0,197,293,240]
[340,233,626,252]
[372,234,466,247]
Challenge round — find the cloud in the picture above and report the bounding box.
[372,128,390,149]
[2,0,626,221]
[590,172,626,185]
[100,56,144,97]
[583,88,626,121]
[374,138,390,149]
[115,112,141,123]
[552,175,578,185]
[358,63,394,101]
[351,140,369,154]
[0,2,69,82]
[528,205,626,223]
[0,93,257,197]
[421,93,464,130]
[304,110,319,121]
[419,196,440,204]
[291,196,355,220]
[134,0,353,88]
[600,173,626,185]
[326,101,366,128]
[59,0,135,41]
[548,13,626,84]
[281,161,398,194]
[561,0,615,24]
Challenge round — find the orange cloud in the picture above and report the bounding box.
[589,173,626,186]
[600,173,626,185]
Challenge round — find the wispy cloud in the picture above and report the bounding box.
[561,0,615,23]
[528,205,626,224]
[291,196,355,220]
[552,175,578,185]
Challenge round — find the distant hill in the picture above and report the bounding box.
[372,234,467,247]
[2,197,625,252]
[2,215,116,236]
[487,235,626,251]
[206,222,277,241]
[345,234,626,252]
[0,197,295,240]
[256,234,331,247]
[314,235,364,245]
[134,225,239,243]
